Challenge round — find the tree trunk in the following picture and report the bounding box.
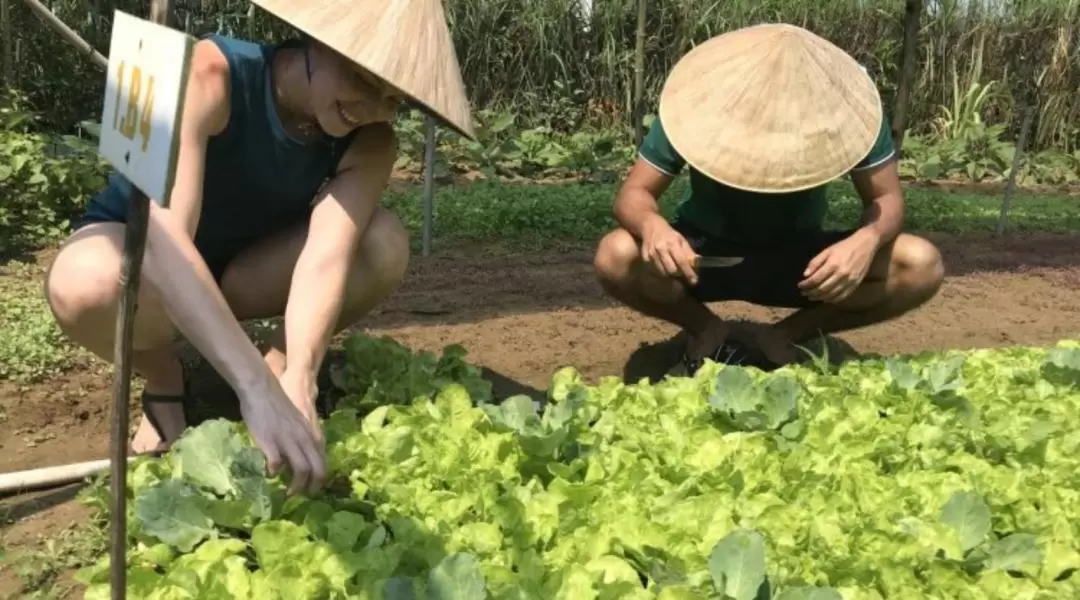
[891,0,922,154]
[1,0,12,88]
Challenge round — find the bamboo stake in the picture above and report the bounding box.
[108,4,170,597]
[0,458,137,496]
[421,116,436,256]
[631,0,646,146]
[996,104,1035,235]
[17,0,107,70]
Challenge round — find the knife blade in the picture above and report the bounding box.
[693,255,745,268]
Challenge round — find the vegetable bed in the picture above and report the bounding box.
[75,336,1080,599]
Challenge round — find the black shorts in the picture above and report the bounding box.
[671,218,857,309]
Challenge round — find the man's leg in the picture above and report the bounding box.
[593,227,733,365]
[762,232,945,361]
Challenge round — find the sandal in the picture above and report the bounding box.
[139,378,190,447]
[681,339,782,375]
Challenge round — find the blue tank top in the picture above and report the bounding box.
[90,34,358,261]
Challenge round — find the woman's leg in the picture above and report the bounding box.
[44,223,189,452]
[217,206,410,376]
[45,207,410,452]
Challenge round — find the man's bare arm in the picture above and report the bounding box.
[613,159,676,239]
[850,158,905,250]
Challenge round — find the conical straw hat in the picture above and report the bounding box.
[251,0,475,140]
[657,23,883,193]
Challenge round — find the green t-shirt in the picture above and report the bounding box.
[638,112,896,244]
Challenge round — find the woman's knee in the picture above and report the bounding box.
[44,224,173,347]
[45,231,122,328]
[357,207,410,288]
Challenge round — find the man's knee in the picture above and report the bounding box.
[594,228,640,283]
[891,233,945,296]
[357,207,410,289]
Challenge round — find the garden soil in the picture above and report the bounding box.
[3,230,1080,597]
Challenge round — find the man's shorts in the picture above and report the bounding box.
[670,218,857,309]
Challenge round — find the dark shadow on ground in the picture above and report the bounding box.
[622,330,865,385]
[481,368,546,401]
[0,482,82,520]
[177,343,547,427]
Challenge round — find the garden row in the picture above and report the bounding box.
[72,334,1080,599]
[4,87,1080,259]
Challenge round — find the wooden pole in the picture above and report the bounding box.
[631,0,646,146]
[109,4,169,597]
[891,0,922,153]
[17,0,108,70]
[996,104,1035,235]
[421,116,436,256]
[996,49,1038,236]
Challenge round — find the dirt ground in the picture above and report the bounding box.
[2,230,1080,597]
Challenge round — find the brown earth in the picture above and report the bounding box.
[2,230,1080,597]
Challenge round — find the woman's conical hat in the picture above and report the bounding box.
[658,23,883,193]
[252,0,475,140]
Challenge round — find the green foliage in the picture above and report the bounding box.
[4,519,108,600]
[376,177,1080,249]
[74,336,1080,598]
[7,0,1080,153]
[0,260,75,382]
[0,89,109,255]
[394,109,632,182]
[393,107,1078,191]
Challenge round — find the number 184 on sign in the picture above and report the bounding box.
[98,10,193,207]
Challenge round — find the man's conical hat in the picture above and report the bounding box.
[657,23,883,193]
[251,0,475,140]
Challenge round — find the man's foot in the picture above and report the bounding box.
[679,319,733,374]
[737,323,798,367]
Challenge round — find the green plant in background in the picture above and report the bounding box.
[0,89,109,255]
[392,108,632,182]
[0,261,76,383]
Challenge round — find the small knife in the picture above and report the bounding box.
[693,255,745,268]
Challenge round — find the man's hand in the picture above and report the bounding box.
[798,229,880,304]
[641,215,699,285]
[236,374,326,497]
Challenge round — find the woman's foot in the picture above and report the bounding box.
[131,400,188,454]
[130,358,189,454]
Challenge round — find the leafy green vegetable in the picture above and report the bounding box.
[77,336,1080,599]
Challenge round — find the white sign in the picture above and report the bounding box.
[98,10,193,207]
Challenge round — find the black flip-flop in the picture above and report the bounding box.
[139,378,190,446]
[681,339,782,375]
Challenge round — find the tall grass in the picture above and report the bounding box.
[5,0,1079,152]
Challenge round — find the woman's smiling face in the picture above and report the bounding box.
[308,44,405,137]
